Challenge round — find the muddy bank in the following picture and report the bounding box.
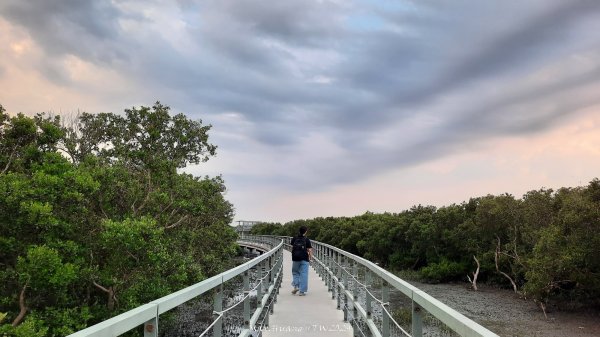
[408,281,600,337]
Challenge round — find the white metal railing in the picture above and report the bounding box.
[68,236,283,337]
[271,235,499,337]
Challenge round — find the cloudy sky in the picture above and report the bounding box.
[2,0,600,223]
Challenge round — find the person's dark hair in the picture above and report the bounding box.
[299,226,308,235]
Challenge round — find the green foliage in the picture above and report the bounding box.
[0,316,48,337]
[64,102,216,172]
[419,259,468,283]
[16,245,78,305]
[524,184,600,307]
[256,181,600,310]
[251,222,284,235]
[0,102,236,336]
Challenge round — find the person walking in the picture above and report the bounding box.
[291,226,312,296]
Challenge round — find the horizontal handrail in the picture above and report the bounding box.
[68,237,283,337]
[266,235,498,337]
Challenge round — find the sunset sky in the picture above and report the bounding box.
[1,0,600,223]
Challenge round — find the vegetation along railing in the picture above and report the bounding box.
[68,236,283,337]
[266,235,499,337]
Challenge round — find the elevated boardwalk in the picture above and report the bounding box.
[68,236,499,337]
[263,250,352,337]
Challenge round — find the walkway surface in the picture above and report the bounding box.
[262,250,353,337]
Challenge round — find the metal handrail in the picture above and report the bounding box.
[68,236,283,337]
[270,235,499,337]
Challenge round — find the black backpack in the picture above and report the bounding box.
[292,236,307,260]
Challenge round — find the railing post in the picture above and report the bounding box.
[351,261,358,336]
[272,254,279,310]
[332,251,338,300]
[330,249,334,292]
[331,251,336,299]
[366,270,373,318]
[324,248,329,289]
[257,261,263,302]
[412,299,423,337]
[325,249,331,292]
[279,246,284,294]
[268,255,273,285]
[143,314,158,337]
[340,255,346,288]
[213,283,223,337]
[316,245,321,278]
[341,256,348,322]
[352,262,358,300]
[334,251,339,275]
[321,249,325,277]
[243,270,250,328]
[343,291,349,322]
[336,253,342,309]
[352,304,358,337]
[265,306,270,327]
[382,283,390,337]
[315,246,321,278]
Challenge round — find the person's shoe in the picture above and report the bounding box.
[291,288,299,295]
[298,292,306,296]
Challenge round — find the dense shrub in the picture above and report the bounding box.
[253,181,600,310]
[0,103,237,335]
[419,259,469,283]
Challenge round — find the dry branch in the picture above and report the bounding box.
[11,282,28,327]
[495,236,518,293]
[165,214,189,229]
[93,281,117,310]
[467,255,480,291]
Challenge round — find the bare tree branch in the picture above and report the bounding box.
[126,250,140,263]
[496,236,518,293]
[11,281,28,327]
[165,214,189,229]
[93,281,117,311]
[534,299,548,319]
[92,280,110,294]
[467,255,480,291]
[1,146,17,175]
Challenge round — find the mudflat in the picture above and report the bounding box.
[410,281,600,337]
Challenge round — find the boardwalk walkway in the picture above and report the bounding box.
[262,250,353,337]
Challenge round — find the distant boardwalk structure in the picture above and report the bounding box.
[235,220,263,235]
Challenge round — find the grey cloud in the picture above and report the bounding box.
[311,68,600,189]
[1,0,124,63]
[0,0,350,140]
[39,60,72,86]
[3,0,600,192]
[326,0,600,132]
[0,0,129,87]
[200,0,347,48]
[184,0,348,81]
[411,0,600,102]
[100,0,600,162]
[460,68,600,132]
[195,27,288,76]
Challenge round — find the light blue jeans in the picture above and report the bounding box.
[291,260,309,293]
